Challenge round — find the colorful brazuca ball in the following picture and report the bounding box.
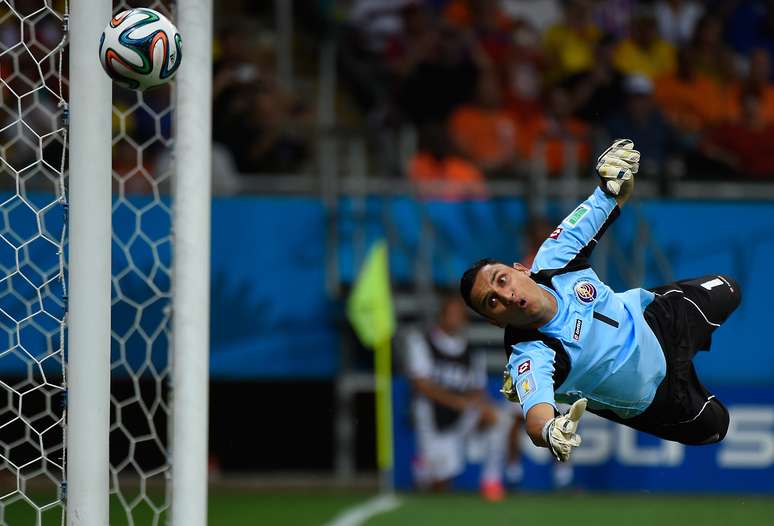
[99,8,182,91]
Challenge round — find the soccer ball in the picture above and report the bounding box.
[98,8,182,91]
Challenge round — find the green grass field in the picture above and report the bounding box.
[3,491,773,525]
[365,493,774,526]
[214,492,774,526]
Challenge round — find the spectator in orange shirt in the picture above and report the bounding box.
[691,47,774,129]
[654,47,725,135]
[514,86,591,176]
[408,125,488,199]
[448,73,518,175]
[613,7,676,79]
[700,89,774,180]
[739,48,774,125]
[686,13,736,85]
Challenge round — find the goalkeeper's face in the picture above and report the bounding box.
[469,262,550,328]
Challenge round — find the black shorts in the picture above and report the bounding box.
[590,275,742,445]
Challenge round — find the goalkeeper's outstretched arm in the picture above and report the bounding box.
[528,138,639,277]
[525,403,555,447]
[525,400,587,462]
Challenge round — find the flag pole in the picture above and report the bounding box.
[375,338,394,492]
[345,239,396,494]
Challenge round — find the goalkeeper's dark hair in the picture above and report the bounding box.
[459,258,501,315]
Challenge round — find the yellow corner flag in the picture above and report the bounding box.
[346,239,395,348]
[346,239,395,478]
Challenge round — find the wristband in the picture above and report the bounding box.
[541,418,554,444]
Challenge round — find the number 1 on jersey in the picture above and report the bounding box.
[700,278,724,291]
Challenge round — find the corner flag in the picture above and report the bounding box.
[346,239,395,481]
[346,239,395,348]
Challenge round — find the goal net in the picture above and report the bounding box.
[108,1,174,524]
[0,1,176,524]
[0,0,68,523]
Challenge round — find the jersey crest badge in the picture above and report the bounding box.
[549,226,563,240]
[516,372,536,403]
[574,280,597,304]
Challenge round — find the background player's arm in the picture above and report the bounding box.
[405,330,487,412]
[413,381,498,425]
[411,378,481,411]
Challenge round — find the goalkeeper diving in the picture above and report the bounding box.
[459,140,741,461]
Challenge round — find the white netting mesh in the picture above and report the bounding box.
[109,1,174,524]
[1,0,176,523]
[0,0,68,524]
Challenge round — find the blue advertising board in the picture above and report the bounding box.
[1,193,774,382]
[393,377,774,493]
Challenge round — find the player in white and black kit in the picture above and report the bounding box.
[404,294,515,501]
[459,140,742,462]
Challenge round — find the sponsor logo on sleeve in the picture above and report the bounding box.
[517,360,531,375]
[574,280,597,304]
[573,319,583,340]
[563,204,590,228]
[549,226,563,240]
[516,372,537,403]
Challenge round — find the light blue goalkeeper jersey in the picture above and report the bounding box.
[505,187,666,419]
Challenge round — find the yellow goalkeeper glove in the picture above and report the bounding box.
[542,398,587,462]
[596,139,639,196]
[500,369,519,403]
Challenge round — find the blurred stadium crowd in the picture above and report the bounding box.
[209,0,774,198]
[8,0,774,197]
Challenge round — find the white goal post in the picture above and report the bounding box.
[0,0,212,524]
[69,0,213,524]
[171,0,213,525]
[67,0,112,523]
